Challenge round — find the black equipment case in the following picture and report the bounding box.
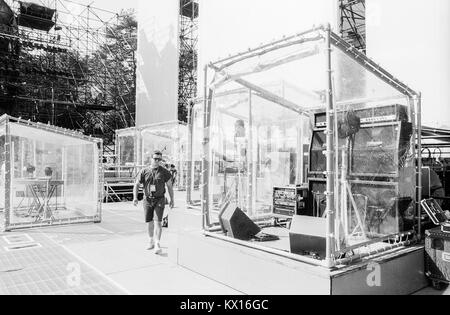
[425,228,450,290]
[422,199,450,290]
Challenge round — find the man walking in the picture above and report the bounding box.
[133,150,174,254]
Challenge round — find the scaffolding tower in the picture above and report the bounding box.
[178,0,198,122]
[339,0,366,52]
[0,0,136,150]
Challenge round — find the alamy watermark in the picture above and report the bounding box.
[66,262,81,288]
[366,262,381,288]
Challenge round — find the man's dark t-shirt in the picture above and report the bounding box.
[138,166,172,198]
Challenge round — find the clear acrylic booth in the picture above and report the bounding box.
[115,121,189,190]
[0,115,103,231]
[201,26,422,268]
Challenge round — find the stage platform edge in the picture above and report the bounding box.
[168,209,428,295]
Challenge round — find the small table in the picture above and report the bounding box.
[15,178,64,222]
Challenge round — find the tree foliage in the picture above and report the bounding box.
[82,9,137,144]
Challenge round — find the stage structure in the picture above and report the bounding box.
[179,0,198,122]
[339,0,366,53]
[114,121,188,191]
[0,114,103,232]
[0,0,137,152]
[201,25,422,269]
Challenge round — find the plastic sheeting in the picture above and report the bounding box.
[191,103,204,193]
[141,122,188,189]
[203,27,420,261]
[116,128,139,167]
[0,117,102,231]
[115,121,188,189]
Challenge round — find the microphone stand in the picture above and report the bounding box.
[340,133,368,246]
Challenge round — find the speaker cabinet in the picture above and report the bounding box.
[310,122,412,178]
[308,179,327,218]
[311,105,412,178]
[309,130,327,174]
[289,215,327,259]
[18,3,56,31]
[219,207,261,241]
[351,122,413,177]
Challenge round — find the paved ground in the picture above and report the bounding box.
[0,191,449,295]
[0,232,124,295]
[0,192,240,295]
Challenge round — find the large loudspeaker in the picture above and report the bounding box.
[310,122,413,177]
[18,2,56,31]
[289,215,327,259]
[351,122,413,176]
[219,207,261,241]
[310,105,412,178]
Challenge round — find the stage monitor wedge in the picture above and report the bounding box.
[289,215,327,259]
[219,207,261,241]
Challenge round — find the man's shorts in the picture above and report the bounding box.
[143,197,165,223]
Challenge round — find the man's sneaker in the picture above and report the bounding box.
[154,243,162,255]
[147,240,155,250]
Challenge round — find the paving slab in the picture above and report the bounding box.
[63,231,241,295]
[108,264,242,295]
[0,232,125,295]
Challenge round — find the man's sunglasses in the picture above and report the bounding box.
[152,157,162,161]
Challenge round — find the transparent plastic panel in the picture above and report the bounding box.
[191,103,204,194]
[328,46,415,253]
[116,129,137,166]
[332,102,416,254]
[142,125,176,164]
[210,33,327,112]
[208,89,250,224]
[206,32,327,233]
[332,47,407,107]
[207,85,311,225]
[140,122,188,189]
[251,96,311,216]
[178,125,188,190]
[7,122,99,227]
[65,143,99,217]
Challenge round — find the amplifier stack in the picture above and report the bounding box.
[308,104,416,235]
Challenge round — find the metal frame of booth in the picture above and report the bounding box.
[200,25,422,269]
